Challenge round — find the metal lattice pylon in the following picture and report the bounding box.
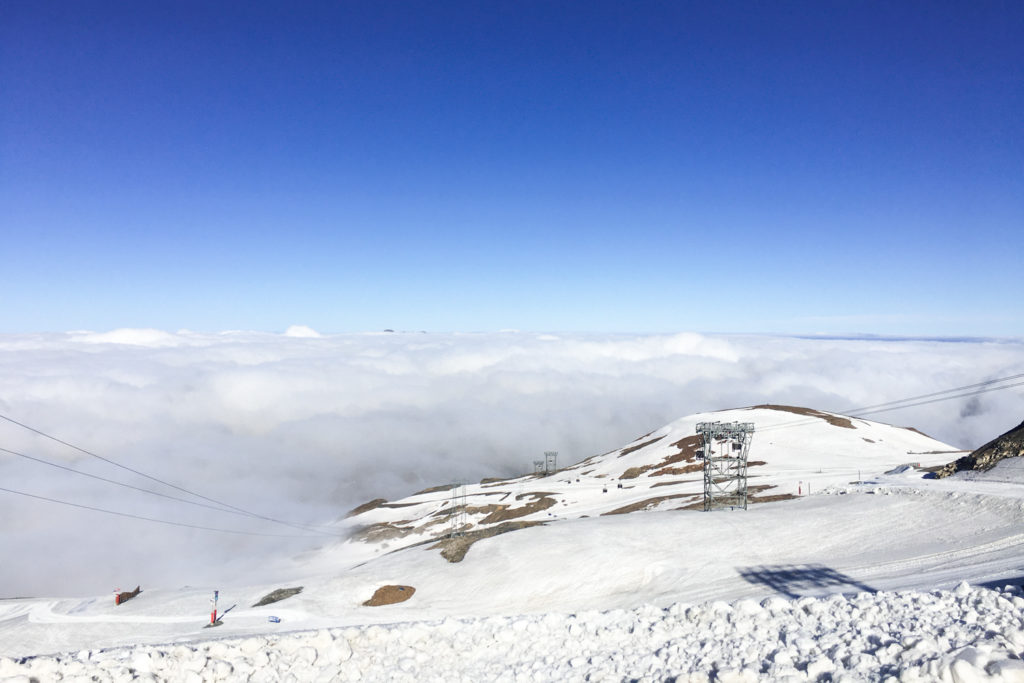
[696,421,754,511]
[544,451,558,473]
[448,482,468,537]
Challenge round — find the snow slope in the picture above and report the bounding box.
[5,406,1024,681]
[339,405,963,562]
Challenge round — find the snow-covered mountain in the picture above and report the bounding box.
[8,406,1024,682]
[341,405,962,562]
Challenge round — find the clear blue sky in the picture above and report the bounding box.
[2,1,1021,336]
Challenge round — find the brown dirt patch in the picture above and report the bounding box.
[652,462,704,477]
[602,494,697,515]
[750,493,798,504]
[620,466,646,480]
[413,484,459,495]
[745,484,797,503]
[670,434,703,462]
[749,404,854,429]
[676,485,797,510]
[464,503,502,515]
[517,491,557,500]
[747,460,766,467]
[622,438,708,480]
[353,521,416,542]
[346,498,388,517]
[431,521,545,562]
[650,479,698,488]
[618,435,666,458]
[478,495,557,524]
[483,474,545,488]
[363,585,416,606]
[903,426,940,440]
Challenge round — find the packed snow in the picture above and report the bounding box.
[4,408,1024,681]
[6,582,1024,682]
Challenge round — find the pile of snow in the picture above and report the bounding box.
[5,583,1024,682]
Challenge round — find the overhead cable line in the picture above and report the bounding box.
[0,412,340,535]
[849,381,1024,419]
[837,372,1024,415]
[0,485,329,538]
[755,373,1024,434]
[0,445,252,516]
[0,445,343,537]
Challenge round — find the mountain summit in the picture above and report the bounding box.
[342,405,961,562]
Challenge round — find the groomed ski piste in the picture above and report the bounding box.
[5,406,1024,682]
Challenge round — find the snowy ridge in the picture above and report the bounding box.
[341,405,962,561]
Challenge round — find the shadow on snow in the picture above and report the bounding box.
[737,563,875,599]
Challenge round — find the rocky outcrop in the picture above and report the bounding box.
[936,419,1024,478]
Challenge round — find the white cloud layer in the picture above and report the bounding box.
[1,330,1022,597]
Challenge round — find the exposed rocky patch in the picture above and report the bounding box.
[413,484,459,495]
[602,494,698,515]
[253,587,303,607]
[669,434,703,461]
[354,521,416,542]
[650,463,703,477]
[622,445,701,479]
[346,498,388,517]
[650,479,699,488]
[478,494,557,524]
[936,419,1024,478]
[431,521,545,562]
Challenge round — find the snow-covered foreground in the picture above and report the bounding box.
[7,472,1024,681]
[5,582,1024,682]
[4,408,1024,681]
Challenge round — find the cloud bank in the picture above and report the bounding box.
[1,330,1022,596]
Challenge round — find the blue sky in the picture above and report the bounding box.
[2,1,1021,336]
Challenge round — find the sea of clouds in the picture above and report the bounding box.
[1,328,1022,597]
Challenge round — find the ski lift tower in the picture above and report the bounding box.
[696,421,754,511]
[448,482,468,537]
[544,451,558,474]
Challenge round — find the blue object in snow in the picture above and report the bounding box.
[268,616,281,623]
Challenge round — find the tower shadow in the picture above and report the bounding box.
[737,563,875,598]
